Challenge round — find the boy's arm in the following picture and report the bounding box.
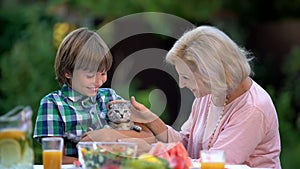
[63,155,77,164]
[81,124,156,144]
[80,124,156,155]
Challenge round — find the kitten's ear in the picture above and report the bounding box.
[126,101,133,109]
[107,102,113,109]
[126,101,131,106]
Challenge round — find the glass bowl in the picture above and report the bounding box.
[77,142,137,169]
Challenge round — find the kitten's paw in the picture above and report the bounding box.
[132,125,142,132]
[104,125,111,129]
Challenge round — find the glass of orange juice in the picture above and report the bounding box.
[42,137,63,169]
[200,150,225,169]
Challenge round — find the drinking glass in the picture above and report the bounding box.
[42,137,64,169]
[200,150,225,169]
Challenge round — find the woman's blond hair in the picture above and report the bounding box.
[166,25,253,98]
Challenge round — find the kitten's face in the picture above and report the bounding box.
[107,102,131,123]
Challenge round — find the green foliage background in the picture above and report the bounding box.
[0,0,300,168]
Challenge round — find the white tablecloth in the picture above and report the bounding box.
[191,162,271,169]
[34,164,270,169]
[34,165,76,169]
[191,162,251,169]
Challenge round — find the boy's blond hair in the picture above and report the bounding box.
[55,27,112,86]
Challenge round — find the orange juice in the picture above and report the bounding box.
[43,150,62,169]
[201,162,225,169]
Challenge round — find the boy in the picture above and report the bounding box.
[33,28,122,163]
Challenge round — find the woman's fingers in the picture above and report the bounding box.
[130,96,148,112]
[128,96,159,124]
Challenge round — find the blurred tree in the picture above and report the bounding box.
[0,2,57,113]
[273,46,300,169]
[0,1,58,163]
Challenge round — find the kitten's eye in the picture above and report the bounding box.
[115,110,120,113]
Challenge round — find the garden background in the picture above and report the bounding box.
[0,0,300,168]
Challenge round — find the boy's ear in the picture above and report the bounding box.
[65,72,72,79]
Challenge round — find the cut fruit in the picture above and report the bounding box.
[0,139,22,167]
[138,153,162,164]
[0,130,25,140]
[21,142,33,163]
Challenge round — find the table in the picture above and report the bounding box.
[191,162,271,169]
[191,162,252,169]
[34,164,270,169]
[34,165,76,169]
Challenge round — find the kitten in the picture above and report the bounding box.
[105,102,142,132]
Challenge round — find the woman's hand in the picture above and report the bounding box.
[129,96,159,124]
[130,96,149,113]
[130,96,168,142]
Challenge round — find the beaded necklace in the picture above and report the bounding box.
[206,97,228,149]
[204,78,251,149]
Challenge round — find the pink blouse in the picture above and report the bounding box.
[167,80,281,169]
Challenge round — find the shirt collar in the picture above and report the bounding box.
[61,84,96,103]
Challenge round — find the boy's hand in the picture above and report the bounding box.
[107,99,127,109]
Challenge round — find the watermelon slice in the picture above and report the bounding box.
[149,142,193,169]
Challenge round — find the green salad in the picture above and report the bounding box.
[80,144,136,169]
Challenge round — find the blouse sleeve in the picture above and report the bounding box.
[167,99,197,146]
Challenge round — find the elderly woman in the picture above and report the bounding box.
[130,25,281,169]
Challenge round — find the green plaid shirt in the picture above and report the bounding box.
[33,85,122,157]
